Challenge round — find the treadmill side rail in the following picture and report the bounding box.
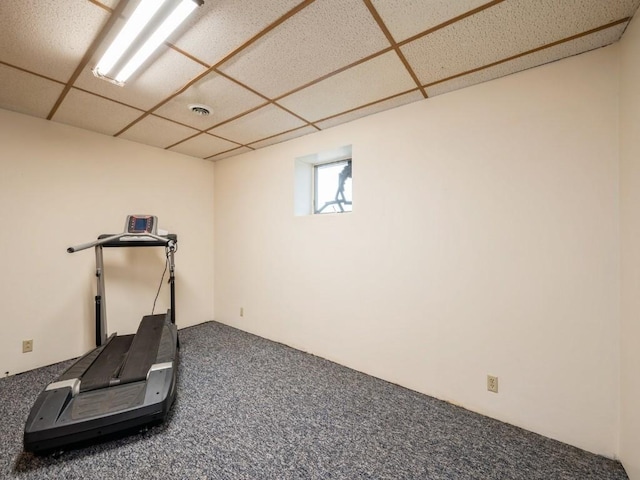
[46,378,80,397]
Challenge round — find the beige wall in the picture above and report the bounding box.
[214,46,621,457]
[619,13,640,480]
[0,109,215,376]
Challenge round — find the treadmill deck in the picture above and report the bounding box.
[23,314,178,453]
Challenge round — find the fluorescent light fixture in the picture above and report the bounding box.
[93,0,202,86]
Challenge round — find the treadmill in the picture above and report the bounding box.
[24,215,179,453]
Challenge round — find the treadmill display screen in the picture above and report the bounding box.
[134,217,148,231]
[127,215,155,234]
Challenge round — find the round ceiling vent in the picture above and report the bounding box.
[188,104,212,116]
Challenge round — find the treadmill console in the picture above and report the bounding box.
[125,215,157,235]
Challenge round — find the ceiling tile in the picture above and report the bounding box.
[155,71,268,130]
[218,0,391,98]
[315,90,424,130]
[0,65,65,119]
[278,51,418,122]
[427,23,627,97]
[169,132,240,158]
[173,0,302,66]
[210,147,253,161]
[248,125,317,150]
[118,114,200,150]
[74,46,207,111]
[371,0,489,43]
[402,0,640,86]
[52,88,143,136]
[0,0,108,82]
[209,105,307,145]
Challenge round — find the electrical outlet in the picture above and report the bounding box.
[240,307,244,317]
[487,375,498,393]
[22,339,33,353]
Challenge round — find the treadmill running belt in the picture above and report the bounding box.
[80,335,134,392]
[118,314,165,384]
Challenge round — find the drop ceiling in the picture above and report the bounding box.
[1,0,638,161]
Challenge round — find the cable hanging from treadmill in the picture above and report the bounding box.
[151,249,170,315]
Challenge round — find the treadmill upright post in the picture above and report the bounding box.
[95,244,107,346]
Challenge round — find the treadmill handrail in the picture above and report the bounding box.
[67,232,171,253]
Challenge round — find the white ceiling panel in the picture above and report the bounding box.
[402,0,640,86]
[315,90,425,130]
[155,71,268,130]
[119,115,200,149]
[169,132,240,158]
[75,46,207,112]
[371,0,490,43]
[53,89,143,136]
[279,51,418,122]
[209,105,307,145]
[0,0,108,82]
[427,23,627,97]
[173,0,302,67]
[218,0,391,98]
[248,125,317,150]
[0,65,65,119]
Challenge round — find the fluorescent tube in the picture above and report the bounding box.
[115,0,199,83]
[94,0,166,78]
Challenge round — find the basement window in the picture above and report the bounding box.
[314,159,352,214]
[294,145,352,216]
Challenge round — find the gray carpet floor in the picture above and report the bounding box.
[0,321,629,479]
